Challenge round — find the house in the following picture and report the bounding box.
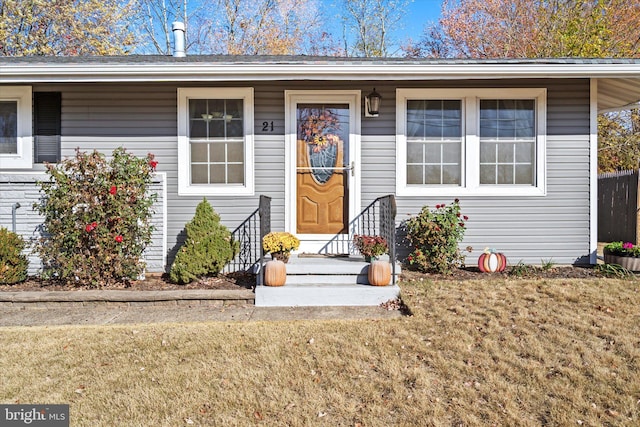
[2,52,640,286]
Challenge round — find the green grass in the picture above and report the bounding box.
[1,277,639,426]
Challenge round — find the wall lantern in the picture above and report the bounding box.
[365,88,382,117]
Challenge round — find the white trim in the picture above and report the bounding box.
[177,87,254,196]
[159,172,168,270]
[284,90,361,252]
[0,86,33,169]
[396,88,547,197]
[3,62,640,83]
[589,79,599,265]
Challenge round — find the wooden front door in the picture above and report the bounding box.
[296,103,350,234]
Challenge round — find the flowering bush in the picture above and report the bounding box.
[34,147,157,287]
[262,232,300,254]
[169,199,238,285]
[604,241,640,257]
[405,200,470,274]
[0,227,28,284]
[353,234,388,259]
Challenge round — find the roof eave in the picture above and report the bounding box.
[2,62,640,83]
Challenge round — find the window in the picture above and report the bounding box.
[397,88,546,196]
[177,88,254,195]
[0,86,32,169]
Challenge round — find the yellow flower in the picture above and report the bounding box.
[262,232,300,254]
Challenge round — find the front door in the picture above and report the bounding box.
[286,91,360,252]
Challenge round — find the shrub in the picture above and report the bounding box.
[0,227,28,284]
[34,147,157,287]
[405,200,469,274]
[169,199,238,285]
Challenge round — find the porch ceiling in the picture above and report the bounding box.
[598,78,640,112]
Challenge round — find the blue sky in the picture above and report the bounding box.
[402,0,443,41]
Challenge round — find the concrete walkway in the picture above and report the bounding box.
[0,289,404,327]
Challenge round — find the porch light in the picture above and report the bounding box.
[365,88,382,117]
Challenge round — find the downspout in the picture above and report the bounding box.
[12,202,21,233]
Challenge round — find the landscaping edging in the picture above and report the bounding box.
[0,289,255,309]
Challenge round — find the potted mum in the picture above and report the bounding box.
[354,234,391,286]
[262,231,300,263]
[603,241,640,271]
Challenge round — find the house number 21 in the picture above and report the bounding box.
[262,121,274,132]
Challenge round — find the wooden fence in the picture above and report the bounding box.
[598,169,639,244]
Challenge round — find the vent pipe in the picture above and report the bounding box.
[172,22,186,57]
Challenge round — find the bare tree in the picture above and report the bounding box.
[340,0,411,57]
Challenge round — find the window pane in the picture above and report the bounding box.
[407,142,423,161]
[515,164,533,184]
[424,165,441,184]
[442,120,461,138]
[0,101,17,154]
[424,143,440,161]
[480,164,496,184]
[209,121,224,138]
[407,120,424,138]
[226,100,243,118]
[227,120,243,138]
[515,142,533,162]
[407,165,423,184]
[424,121,442,138]
[210,143,225,162]
[208,100,225,117]
[497,143,514,163]
[479,100,497,119]
[227,142,244,163]
[190,121,207,139]
[192,165,208,184]
[227,164,244,184]
[442,143,461,163]
[442,100,461,119]
[191,143,208,162]
[480,120,498,138]
[189,99,207,118]
[480,142,496,162]
[210,165,226,183]
[442,165,461,184]
[497,165,514,184]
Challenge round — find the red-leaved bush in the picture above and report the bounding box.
[34,147,157,287]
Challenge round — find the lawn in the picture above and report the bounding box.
[1,277,639,426]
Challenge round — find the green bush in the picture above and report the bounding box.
[0,227,28,284]
[405,199,469,274]
[169,199,238,285]
[34,147,157,287]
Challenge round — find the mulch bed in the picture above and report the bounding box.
[1,265,605,293]
[0,272,255,292]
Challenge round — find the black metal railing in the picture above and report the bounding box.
[319,194,397,283]
[224,195,271,279]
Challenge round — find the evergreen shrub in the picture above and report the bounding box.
[0,227,28,284]
[169,199,238,284]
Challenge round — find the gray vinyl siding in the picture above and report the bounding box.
[0,78,592,272]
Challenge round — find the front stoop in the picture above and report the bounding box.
[255,255,401,307]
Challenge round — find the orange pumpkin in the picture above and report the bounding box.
[368,260,391,286]
[478,252,507,273]
[264,260,286,286]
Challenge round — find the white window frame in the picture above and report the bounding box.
[397,88,547,197]
[0,86,33,169]
[177,87,254,196]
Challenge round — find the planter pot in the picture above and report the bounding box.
[368,260,391,286]
[604,253,640,271]
[271,251,290,263]
[264,260,287,286]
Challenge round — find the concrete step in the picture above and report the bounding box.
[255,283,401,307]
[256,254,402,307]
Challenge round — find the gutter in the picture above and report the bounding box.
[2,63,640,83]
